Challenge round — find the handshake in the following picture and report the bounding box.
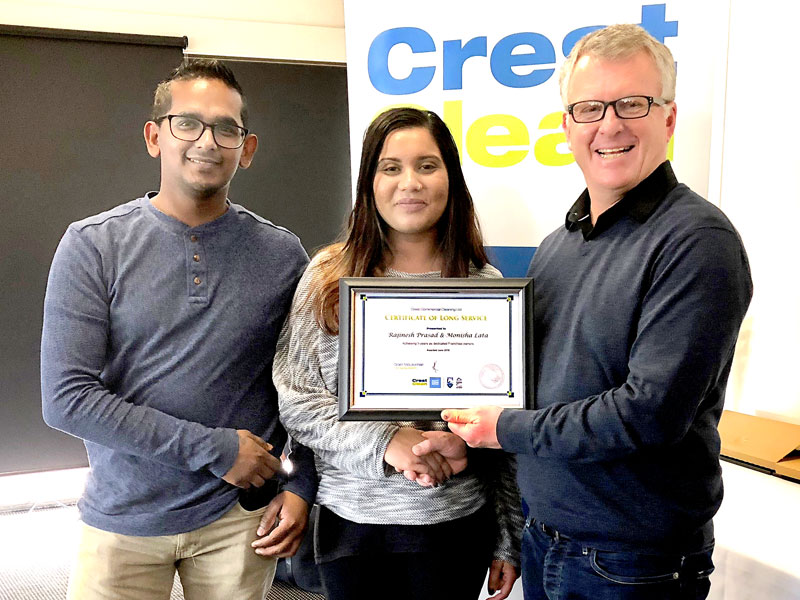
[383,405,504,486]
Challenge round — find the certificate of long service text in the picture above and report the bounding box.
[352,291,525,410]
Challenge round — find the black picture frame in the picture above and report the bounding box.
[338,277,534,420]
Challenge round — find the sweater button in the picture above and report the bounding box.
[193,276,201,285]
[190,235,198,242]
[193,254,200,262]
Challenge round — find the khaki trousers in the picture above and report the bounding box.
[67,502,276,600]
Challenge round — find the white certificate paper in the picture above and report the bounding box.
[351,291,525,410]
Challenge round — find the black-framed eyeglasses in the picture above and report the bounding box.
[567,95,669,123]
[155,114,249,149]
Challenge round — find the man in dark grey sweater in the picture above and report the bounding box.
[41,59,314,600]
[443,25,752,600]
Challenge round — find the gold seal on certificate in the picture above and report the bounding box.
[338,277,534,420]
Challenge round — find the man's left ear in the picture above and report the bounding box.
[665,102,677,141]
[238,134,258,169]
[561,111,573,151]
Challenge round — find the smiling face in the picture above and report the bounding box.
[144,77,257,204]
[373,127,449,247]
[563,51,676,208]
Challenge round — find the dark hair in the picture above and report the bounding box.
[151,58,249,127]
[311,107,489,334]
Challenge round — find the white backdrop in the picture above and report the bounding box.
[343,0,729,273]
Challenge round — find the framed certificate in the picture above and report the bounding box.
[338,277,534,420]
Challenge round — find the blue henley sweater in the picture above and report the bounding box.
[498,162,752,552]
[41,194,313,536]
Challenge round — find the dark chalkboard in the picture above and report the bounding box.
[0,26,351,474]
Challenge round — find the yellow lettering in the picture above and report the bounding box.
[467,114,529,168]
[534,111,574,167]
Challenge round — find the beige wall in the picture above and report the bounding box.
[0,0,346,62]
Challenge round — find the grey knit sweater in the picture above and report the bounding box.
[273,254,523,564]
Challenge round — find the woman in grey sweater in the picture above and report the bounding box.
[271,108,522,600]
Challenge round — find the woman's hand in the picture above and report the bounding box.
[384,427,452,485]
[487,559,519,600]
[403,431,469,487]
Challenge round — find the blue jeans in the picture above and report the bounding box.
[521,518,714,600]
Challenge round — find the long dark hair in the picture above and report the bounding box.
[311,107,489,335]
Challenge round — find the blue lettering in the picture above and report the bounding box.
[367,27,436,95]
[640,3,678,43]
[366,6,680,95]
[490,32,555,88]
[443,37,488,90]
[562,5,678,57]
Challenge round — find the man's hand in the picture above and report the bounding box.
[222,430,282,489]
[403,431,468,487]
[251,491,309,557]
[441,406,504,449]
[384,428,451,484]
[487,560,519,600]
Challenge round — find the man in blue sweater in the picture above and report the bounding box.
[443,25,752,599]
[41,59,315,599]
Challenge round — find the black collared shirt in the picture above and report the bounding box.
[566,160,679,240]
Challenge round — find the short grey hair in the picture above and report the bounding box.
[559,24,676,109]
